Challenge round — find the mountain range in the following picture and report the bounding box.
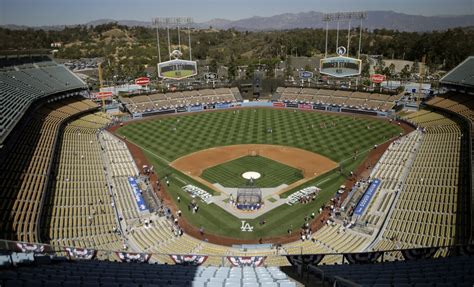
[2,11,473,32]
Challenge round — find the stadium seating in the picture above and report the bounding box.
[100,130,153,247]
[0,97,98,243]
[41,113,123,254]
[128,217,207,264]
[372,110,470,255]
[425,92,474,243]
[283,131,423,262]
[0,61,87,143]
[121,88,240,114]
[310,254,474,286]
[358,130,423,228]
[0,257,297,287]
[284,224,371,265]
[276,87,402,112]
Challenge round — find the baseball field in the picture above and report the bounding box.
[116,108,403,240]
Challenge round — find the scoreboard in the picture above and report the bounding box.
[320,56,362,78]
[158,59,198,80]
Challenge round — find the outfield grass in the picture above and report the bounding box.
[201,155,303,188]
[118,109,401,162]
[118,108,403,239]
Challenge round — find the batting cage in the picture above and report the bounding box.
[236,184,262,211]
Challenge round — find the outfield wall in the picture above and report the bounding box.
[131,101,388,119]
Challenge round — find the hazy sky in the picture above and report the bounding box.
[1,0,473,26]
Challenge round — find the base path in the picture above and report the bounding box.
[170,144,338,194]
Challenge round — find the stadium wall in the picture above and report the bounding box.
[131,101,388,119]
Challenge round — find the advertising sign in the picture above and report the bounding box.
[135,77,150,85]
[354,179,381,216]
[299,71,314,79]
[298,103,312,110]
[370,74,386,84]
[127,177,148,212]
[94,91,113,99]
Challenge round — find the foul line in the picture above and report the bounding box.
[338,133,405,165]
[315,174,338,186]
[124,138,189,185]
[125,138,171,164]
[174,176,187,184]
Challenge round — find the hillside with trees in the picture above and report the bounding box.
[1,23,473,81]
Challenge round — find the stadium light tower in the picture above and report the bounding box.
[153,17,194,63]
[152,17,198,80]
[322,12,367,59]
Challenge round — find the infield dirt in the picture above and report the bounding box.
[170,144,338,194]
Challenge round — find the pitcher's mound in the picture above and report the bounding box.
[242,171,261,180]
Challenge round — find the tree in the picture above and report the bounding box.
[266,61,276,78]
[361,61,370,77]
[410,60,419,74]
[400,64,411,83]
[227,55,237,80]
[245,64,255,79]
[209,59,218,73]
[284,57,292,79]
[389,63,396,76]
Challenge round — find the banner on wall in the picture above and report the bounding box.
[64,247,97,260]
[343,251,383,264]
[127,177,148,212]
[14,242,50,253]
[298,103,312,110]
[189,105,203,112]
[116,252,151,263]
[170,255,208,266]
[401,247,438,260]
[353,179,381,216]
[286,254,325,266]
[227,256,266,267]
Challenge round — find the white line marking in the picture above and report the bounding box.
[125,139,171,164]
[174,176,187,184]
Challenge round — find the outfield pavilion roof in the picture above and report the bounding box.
[440,56,474,90]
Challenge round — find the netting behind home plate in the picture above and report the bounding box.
[237,186,262,205]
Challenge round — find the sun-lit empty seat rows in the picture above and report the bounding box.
[0,97,97,243]
[41,114,123,254]
[100,131,141,222]
[128,218,190,264]
[284,224,371,265]
[372,110,470,255]
[122,88,239,114]
[128,216,282,266]
[358,130,423,227]
[276,87,401,112]
[101,132,139,178]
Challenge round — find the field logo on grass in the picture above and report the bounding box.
[240,221,254,232]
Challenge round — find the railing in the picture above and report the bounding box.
[0,239,471,267]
